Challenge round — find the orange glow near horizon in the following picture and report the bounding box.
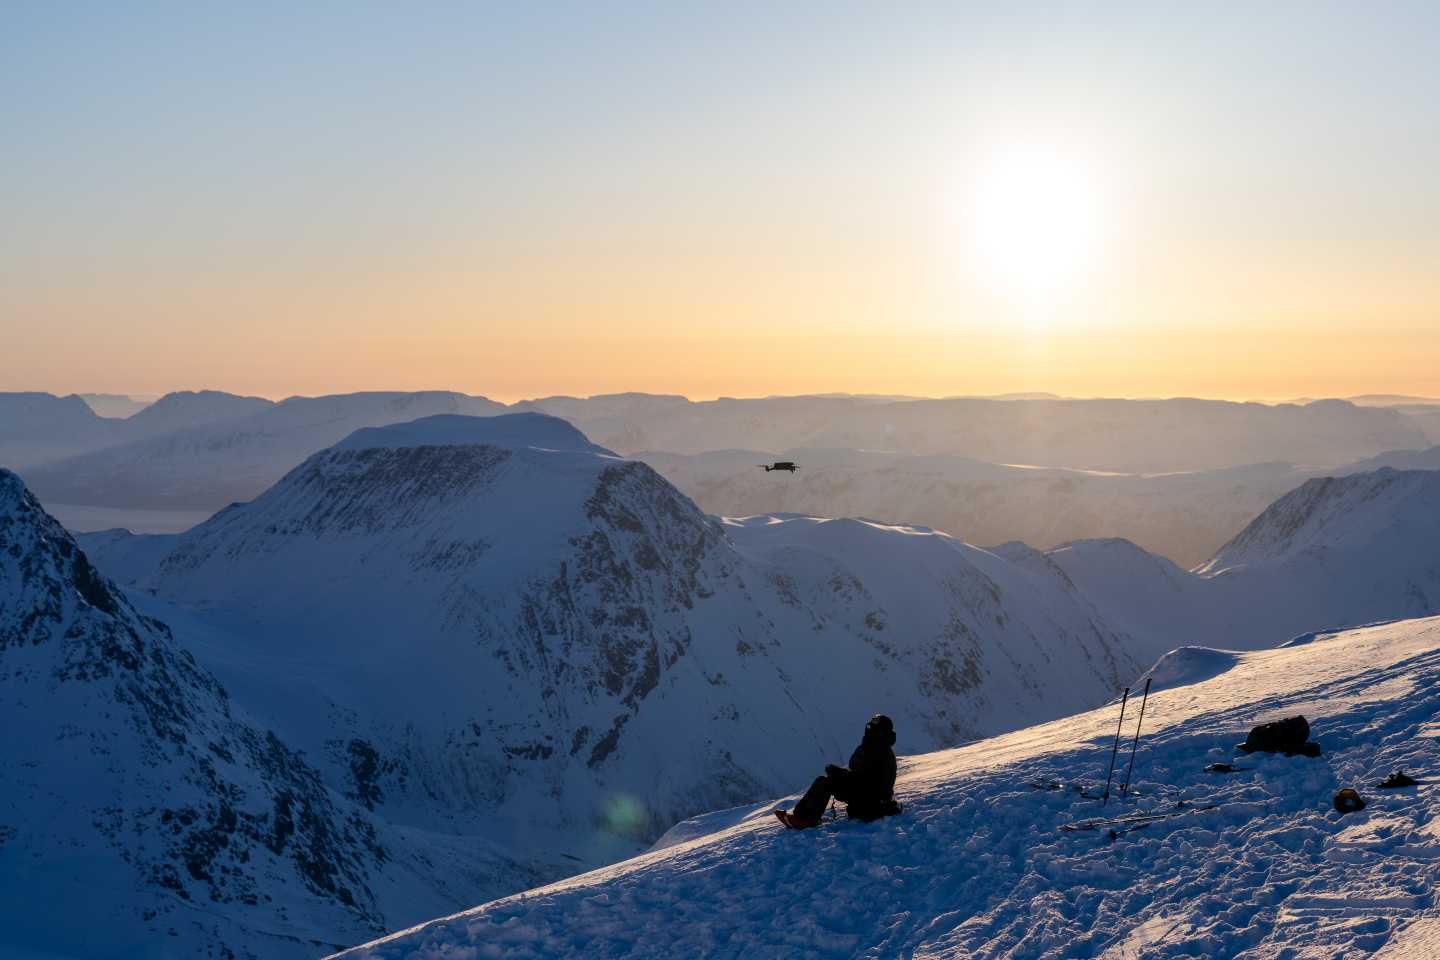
[7,236,1438,403]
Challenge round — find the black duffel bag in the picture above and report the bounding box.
[1238,715,1320,756]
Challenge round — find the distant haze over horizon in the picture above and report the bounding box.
[32,386,1440,409]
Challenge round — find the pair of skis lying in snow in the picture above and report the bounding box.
[1028,779,1224,836]
[1059,800,1221,836]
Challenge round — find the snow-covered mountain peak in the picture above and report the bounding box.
[1047,536,1193,583]
[120,427,757,843]
[1204,467,1440,572]
[0,467,124,628]
[334,412,612,456]
[152,417,702,597]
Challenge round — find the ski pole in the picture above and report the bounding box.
[1101,687,1130,805]
[1119,677,1152,797]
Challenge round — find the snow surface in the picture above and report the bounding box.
[338,616,1440,959]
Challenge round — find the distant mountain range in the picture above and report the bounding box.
[13,390,506,509]
[1291,393,1440,407]
[0,389,272,468]
[8,392,1439,545]
[515,394,1434,469]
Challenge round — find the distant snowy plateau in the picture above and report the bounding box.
[1,407,1438,958]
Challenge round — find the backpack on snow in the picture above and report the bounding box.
[1238,715,1320,756]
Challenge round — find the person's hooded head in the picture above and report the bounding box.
[863,714,895,747]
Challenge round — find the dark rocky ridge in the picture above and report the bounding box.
[0,469,398,958]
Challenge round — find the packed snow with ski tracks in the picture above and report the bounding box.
[338,617,1440,958]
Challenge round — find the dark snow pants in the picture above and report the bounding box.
[793,770,854,821]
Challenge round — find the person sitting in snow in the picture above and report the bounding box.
[775,714,901,829]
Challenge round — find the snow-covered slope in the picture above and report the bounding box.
[1042,538,1212,660]
[82,414,1138,893]
[1047,468,1440,660]
[720,514,1137,744]
[0,469,530,959]
[337,615,1440,959]
[1207,469,1440,572]
[638,448,1312,567]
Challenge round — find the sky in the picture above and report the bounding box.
[3,2,1439,403]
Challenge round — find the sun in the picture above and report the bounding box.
[968,144,1106,306]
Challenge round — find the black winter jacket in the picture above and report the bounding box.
[838,727,897,820]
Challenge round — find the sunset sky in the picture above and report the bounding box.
[4,3,1439,402]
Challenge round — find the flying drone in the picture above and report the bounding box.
[758,461,800,473]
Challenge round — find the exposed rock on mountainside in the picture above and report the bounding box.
[0,470,392,957]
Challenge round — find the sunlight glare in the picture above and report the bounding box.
[969,144,1106,307]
